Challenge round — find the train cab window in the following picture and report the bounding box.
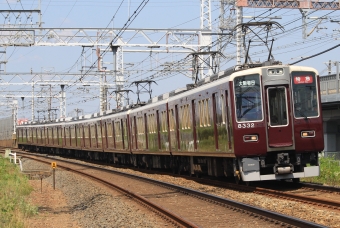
[292,72,318,118]
[267,87,288,126]
[234,74,263,122]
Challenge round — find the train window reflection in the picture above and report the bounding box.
[234,74,263,122]
[267,87,288,126]
[292,72,318,118]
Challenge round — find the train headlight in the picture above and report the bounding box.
[301,130,315,138]
[268,68,284,76]
[243,135,258,142]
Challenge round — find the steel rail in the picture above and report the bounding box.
[299,182,340,194]
[13,151,326,228]
[19,155,199,228]
[254,187,340,210]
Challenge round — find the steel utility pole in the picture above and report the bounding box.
[60,85,66,118]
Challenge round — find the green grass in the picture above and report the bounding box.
[0,157,38,228]
[302,156,340,186]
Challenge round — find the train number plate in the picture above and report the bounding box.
[238,123,255,128]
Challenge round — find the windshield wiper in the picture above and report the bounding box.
[296,110,308,120]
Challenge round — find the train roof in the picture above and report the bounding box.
[18,60,319,127]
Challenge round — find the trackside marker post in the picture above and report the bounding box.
[51,162,57,190]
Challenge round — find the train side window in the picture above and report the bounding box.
[152,114,156,133]
[199,100,203,127]
[142,116,145,134]
[169,109,175,131]
[153,113,157,133]
[161,111,167,132]
[122,119,128,149]
[42,128,45,142]
[90,125,95,137]
[180,106,184,129]
[75,126,77,146]
[37,128,41,142]
[49,128,53,144]
[52,127,56,145]
[57,126,63,145]
[102,122,106,146]
[199,99,211,127]
[97,123,102,145]
[115,121,121,137]
[77,125,81,146]
[65,127,69,145]
[41,128,45,143]
[148,114,151,133]
[84,125,89,144]
[107,122,113,138]
[154,113,157,133]
[221,94,226,125]
[62,127,66,146]
[137,116,144,135]
[180,104,190,130]
[27,129,30,142]
[205,98,211,126]
[148,114,156,133]
[90,125,96,147]
[70,126,76,146]
[33,128,35,143]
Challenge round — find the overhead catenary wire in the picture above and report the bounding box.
[290,43,340,65]
[77,0,150,83]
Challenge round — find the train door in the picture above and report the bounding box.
[266,86,293,147]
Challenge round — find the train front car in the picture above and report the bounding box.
[231,65,324,182]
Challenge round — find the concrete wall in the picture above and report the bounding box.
[323,109,340,152]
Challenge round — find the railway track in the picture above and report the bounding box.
[192,178,340,211]
[299,182,340,194]
[4,150,327,228]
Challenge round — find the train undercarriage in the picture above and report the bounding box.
[18,144,319,183]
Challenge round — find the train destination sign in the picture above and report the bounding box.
[294,76,313,84]
[238,80,256,87]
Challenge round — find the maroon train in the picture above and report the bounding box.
[17,62,324,183]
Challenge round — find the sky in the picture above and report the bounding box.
[1,0,340,120]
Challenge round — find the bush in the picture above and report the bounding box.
[302,156,340,186]
[0,157,38,228]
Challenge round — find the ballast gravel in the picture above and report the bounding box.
[22,158,173,228]
[22,156,340,228]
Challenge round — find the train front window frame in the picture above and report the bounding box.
[292,72,319,119]
[233,74,263,123]
[267,87,289,127]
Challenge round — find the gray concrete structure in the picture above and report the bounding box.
[320,74,340,155]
